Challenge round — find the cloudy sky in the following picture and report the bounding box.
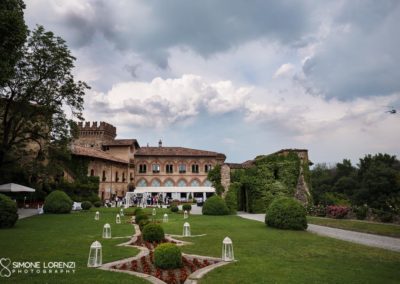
[25,0,400,165]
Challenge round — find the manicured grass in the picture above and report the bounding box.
[307,216,400,238]
[0,207,147,283]
[1,207,399,283]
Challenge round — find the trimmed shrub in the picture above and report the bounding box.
[170,205,179,213]
[0,193,18,228]
[139,219,150,231]
[202,195,229,215]
[142,223,165,243]
[43,190,73,214]
[94,201,102,208]
[133,207,143,216]
[154,243,182,269]
[354,205,368,220]
[81,201,92,210]
[135,213,149,224]
[326,205,349,219]
[265,197,307,230]
[182,204,192,212]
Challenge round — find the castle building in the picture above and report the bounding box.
[71,121,225,201]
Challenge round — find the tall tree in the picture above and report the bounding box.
[0,0,27,86]
[0,25,89,181]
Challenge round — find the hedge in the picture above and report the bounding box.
[202,195,229,215]
[0,193,18,228]
[43,190,73,214]
[265,197,307,230]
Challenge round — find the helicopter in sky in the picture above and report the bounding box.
[385,106,397,114]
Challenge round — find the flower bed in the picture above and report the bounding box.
[111,253,220,284]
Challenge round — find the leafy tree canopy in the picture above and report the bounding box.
[0,25,89,183]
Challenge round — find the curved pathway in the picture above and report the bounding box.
[237,212,400,252]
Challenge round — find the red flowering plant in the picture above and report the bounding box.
[326,205,349,219]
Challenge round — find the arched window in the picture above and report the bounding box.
[164,180,174,187]
[115,171,119,182]
[137,179,147,187]
[204,180,212,186]
[122,172,125,182]
[102,170,106,181]
[178,164,186,173]
[191,180,200,187]
[165,164,173,173]
[192,164,199,173]
[139,164,147,173]
[152,164,160,173]
[205,164,212,173]
[177,179,187,187]
[90,169,95,176]
[151,179,161,187]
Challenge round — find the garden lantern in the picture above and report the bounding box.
[184,210,189,219]
[116,214,121,224]
[120,208,124,216]
[152,208,156,216]
[163,213,168,223]
[103,223,111,239]
[95,211,100,220]
[183,222,191,237]
[87,241,102,267]
[222,237,234,261]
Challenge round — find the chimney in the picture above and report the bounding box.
[158,139,162,147]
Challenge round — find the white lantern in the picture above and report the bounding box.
[163,213,168,223]
[95,211,100,220]
[222,237,234,261]
[152,208,156,216]
[120,208,124,216]
[103,223,111,239]
[87,241,102,267]
[116,214,121,224]
[184,210,189,219]
[183,222,191,237]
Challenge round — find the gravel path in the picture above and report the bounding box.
[18,208,39,219]
[237,212,400,252]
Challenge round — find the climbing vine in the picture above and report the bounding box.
[233,152,303,213]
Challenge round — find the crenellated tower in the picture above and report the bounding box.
[74,121,117,149]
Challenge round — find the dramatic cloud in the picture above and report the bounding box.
[85,75,251,128]
[24,0,400,163]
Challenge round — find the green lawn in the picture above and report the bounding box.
[0,208,399,283]
[307,216,400,238]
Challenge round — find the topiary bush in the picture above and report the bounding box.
[170,205,179,213]
[154,243,182,269]
[139,219,150,231]
[265,197,307,230]
[142,223,165,243]
[182,204,192,212]
[135,212,149,224]
[202,195,229,215]
[43,190,73,214]
[94,201,102,208]
[0,193,18,228]
[81,201,92,210]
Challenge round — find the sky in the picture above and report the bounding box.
[24,0,400,165]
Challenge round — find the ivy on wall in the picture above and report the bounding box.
[207,164,224,195]
[232,152,303,213]
[54,155,100,202]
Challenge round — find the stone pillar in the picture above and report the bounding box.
[220,164,231,198]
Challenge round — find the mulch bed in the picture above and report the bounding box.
[112,235,220,284]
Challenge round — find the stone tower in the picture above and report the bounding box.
[75,121,117,149]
